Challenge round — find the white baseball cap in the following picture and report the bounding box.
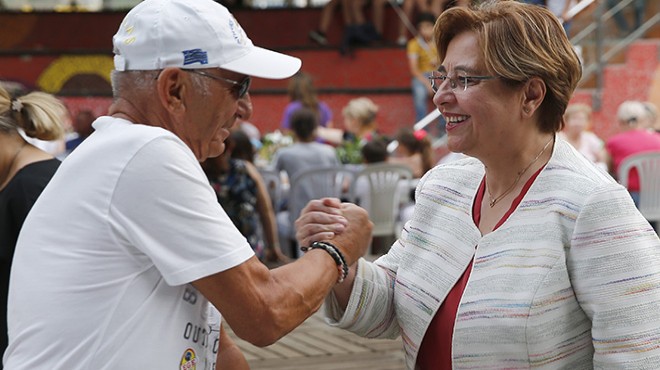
[112,0,301,79]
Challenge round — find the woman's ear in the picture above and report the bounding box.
[521,77,546,118]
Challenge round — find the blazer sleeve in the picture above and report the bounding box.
[323,237,405,339]
[567,182,660,367]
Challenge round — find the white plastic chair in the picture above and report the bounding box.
[284,166,357,256]
[617,151,660,224]
[351,163,414,245]
[258,168,283,211]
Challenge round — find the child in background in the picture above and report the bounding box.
[388,127,434,178]
[407,12,439,124]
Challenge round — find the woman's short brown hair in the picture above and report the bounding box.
[434,0,582,133]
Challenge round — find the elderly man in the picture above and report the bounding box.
[3,0,371,369]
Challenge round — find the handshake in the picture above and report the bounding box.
[295,197,373,268]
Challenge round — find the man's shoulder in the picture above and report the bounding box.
[94,116,182,148]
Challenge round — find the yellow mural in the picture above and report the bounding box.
[37,55,114,94]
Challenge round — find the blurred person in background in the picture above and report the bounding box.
[546,0,576,34]
[280,71,333,133]
[606,0,646,36]
[341,97,380,144]
[605,100,660,206]
[641,101,659,132]
[388,127,434,178]
[339,0,387,55]
[64,109,96,155]
[317,97,382,165]
[353,138,390,212]
[272,107,340,255]
[0,84,66,367]
[202,130,289,266]
[558,102,607,171]
[309,0,341,46]
[407,12,440,124]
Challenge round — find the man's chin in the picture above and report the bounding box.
[206,142,226,160]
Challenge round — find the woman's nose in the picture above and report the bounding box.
[432,83,456,110]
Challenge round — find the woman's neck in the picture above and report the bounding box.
[482,134,554,199]
[0,134,28,190]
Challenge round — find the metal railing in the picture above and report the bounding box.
[570,0,660,110]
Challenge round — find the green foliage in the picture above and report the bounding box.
[336,137,363,164]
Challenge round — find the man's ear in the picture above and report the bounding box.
[156,68,187,113]
[521,77,546,118]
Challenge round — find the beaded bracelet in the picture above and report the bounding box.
[301,241,349,283]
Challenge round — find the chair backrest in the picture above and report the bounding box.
[617,151,660,222]
[351,163,414,237]
[287,165,357,233]
[258,168,283,211]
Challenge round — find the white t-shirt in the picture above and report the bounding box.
[4,117,254,370]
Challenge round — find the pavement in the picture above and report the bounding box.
[227,307,406,370]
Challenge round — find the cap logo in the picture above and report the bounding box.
[182,49,209,66]
[123,25,136,45]
[228,16,247,46]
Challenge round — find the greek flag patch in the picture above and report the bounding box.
[182,49,208,65]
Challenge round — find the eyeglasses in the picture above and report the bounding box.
[184,69,251,99]
[428,70,497,92]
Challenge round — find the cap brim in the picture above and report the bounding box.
[221,46,301,79]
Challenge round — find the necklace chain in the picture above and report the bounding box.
[487,137,553,208]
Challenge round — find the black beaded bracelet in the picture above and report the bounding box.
[301,241,349,283]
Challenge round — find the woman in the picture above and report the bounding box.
[341,96,379,143]
[280,71,333,132]
[202,130,288,265]
[605,100,660,206]
[297,1,660,369]
[0,85,66,362]
[558,103,607,171]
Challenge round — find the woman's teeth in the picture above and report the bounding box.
[447,115,468,123]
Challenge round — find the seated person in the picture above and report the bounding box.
[388,127,434,178]
[202,130,288,265]
[271,108,340,256]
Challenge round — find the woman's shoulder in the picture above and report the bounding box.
[548,138,616,188]
[4,158,60,195]
[284,101,303,112]
[14,158,60,181]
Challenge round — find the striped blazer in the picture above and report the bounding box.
[325,138,660,369]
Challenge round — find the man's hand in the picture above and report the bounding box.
[296,198,373,266]
[295,198,347,246]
